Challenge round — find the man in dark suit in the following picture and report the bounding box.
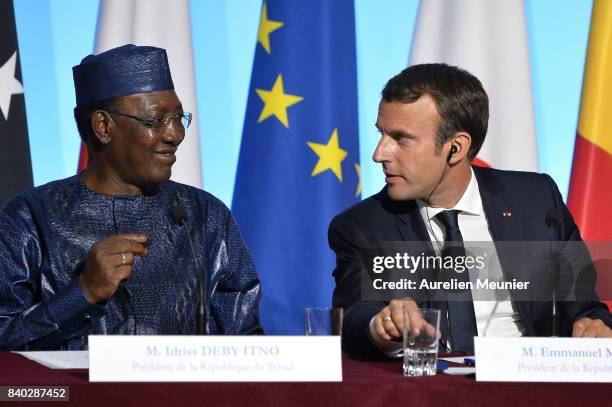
[330,63,612,358]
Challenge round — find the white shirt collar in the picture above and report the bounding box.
[417,167,483,221]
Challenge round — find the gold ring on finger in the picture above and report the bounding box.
[383,316,392,322]
[121,252,127,265]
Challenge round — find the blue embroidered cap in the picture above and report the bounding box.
[72,44,174,106]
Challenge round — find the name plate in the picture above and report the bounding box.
[88,335,342,382]
[475,337,612,382]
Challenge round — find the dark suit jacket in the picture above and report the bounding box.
[329,166,612,357]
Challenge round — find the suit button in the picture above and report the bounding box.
[82,314,92,322]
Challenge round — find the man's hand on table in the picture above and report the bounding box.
[572,317,612,338]
[371,299,432,343]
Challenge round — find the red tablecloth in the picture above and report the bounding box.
[0,352,609,406]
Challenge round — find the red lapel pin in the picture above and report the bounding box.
[502,211,512,217]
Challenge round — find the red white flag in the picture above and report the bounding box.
[78,0,202,188]
[409,0,538,171]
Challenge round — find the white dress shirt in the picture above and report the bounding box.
[369,168,524,353]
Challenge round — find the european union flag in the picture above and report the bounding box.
[233,0,361,334]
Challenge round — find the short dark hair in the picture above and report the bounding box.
[381,63,489,160]
[73,96,122,143]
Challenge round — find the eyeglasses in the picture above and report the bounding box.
[105,111,193,130]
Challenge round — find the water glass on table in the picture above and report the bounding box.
[403,308,441,376]
[305,307,343,335]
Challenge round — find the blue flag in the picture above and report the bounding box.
[233,0,361,334]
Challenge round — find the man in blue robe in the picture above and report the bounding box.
[0,44,263,350]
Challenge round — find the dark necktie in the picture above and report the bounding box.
[435,210,478,354]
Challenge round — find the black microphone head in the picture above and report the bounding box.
[170,201,187,225]
[545,208,561,227]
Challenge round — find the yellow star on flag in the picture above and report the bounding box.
[307,129,348,182]
[257,2,284,54]
[256,74,303,128]
[355,163,361,196]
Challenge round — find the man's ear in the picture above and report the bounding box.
[91,111,112,144]
[447,131,472,164]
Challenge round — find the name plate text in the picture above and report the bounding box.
[89,335,342,382]
[475,337,612,382]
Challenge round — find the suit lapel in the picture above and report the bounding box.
[474,167,524,241]
[378,188,430,242]
[396,205,430,243]
[474,167,534,333]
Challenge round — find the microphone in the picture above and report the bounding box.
[170,201,188,225]
[545,208,560,336]
[171,200,207,335]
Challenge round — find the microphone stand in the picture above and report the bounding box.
[171,201,208,335]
